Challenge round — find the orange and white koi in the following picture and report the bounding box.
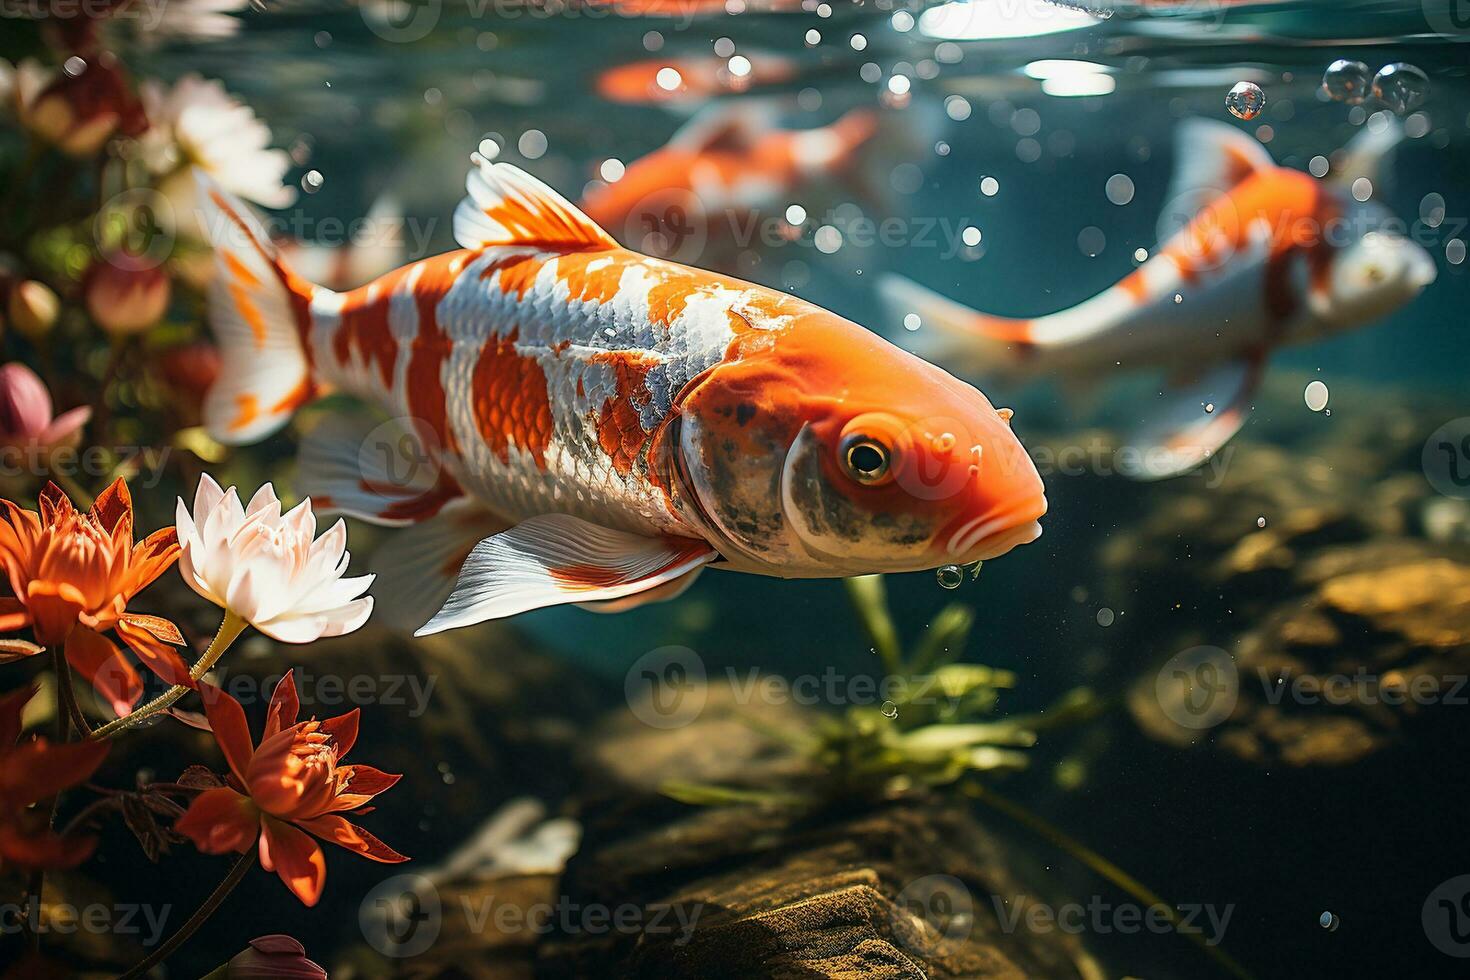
[594,54,797,106]
[196,156,1046,633]
[581,104,878,255]
[881,119,1436,479]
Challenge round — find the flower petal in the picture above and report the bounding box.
[318,708,359,758]
[0,596,33,634]
[89,477,133,540]
[328,765,401,810]
[115,617,192,688]
[0,737,108,804]
[258,817,327,906]
[297,813,407,864]
[199,682,255,784]
[65,626,142,718]
[175,786,259,854]
[25,579,86,646]
[265,669,300,738]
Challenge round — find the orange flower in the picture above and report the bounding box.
[175,672,406,906]
[0,479,187,716]
[0,686,110,871]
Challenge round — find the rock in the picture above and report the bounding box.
[1319,559,1470,649]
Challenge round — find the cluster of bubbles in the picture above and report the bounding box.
[1321,59,1429,115]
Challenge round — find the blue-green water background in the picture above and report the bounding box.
[117,2,1470,977]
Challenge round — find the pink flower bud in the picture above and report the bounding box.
[85,254,171,336]
[0,363,90,450]
[225,935,327,979]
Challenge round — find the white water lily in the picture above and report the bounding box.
[140,74,295,213]
[176,475,374,643]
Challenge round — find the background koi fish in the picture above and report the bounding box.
[196,156,1046,633]
[880,118,1437,479]
[581,103,879,260]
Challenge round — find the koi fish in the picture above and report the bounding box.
[196,156,1046,633]
[581,104,878,259]
[594,54,797,106]
[880,118,1437,479]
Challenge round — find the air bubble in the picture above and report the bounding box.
[1372,63,1428,115]
[1305,380,1329,412]
[1321,59,1370,104]
[1096,607,1115,627]
[1257,516,1267,528]
[1319,911,1340,932]
[937,564,964,589]
[881,700,899,719]
[1225,81,1266,121]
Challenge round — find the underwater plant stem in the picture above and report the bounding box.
[843,575,905,678]
[53,646,93,738]
[118,849,256,980]
[25,653,74,953]
[89,611,249,741]
[966,784,1253,980]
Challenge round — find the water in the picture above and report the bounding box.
[4,2,1470,978]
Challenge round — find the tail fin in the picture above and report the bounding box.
[877,274,1037,376]
[195,172,325,445]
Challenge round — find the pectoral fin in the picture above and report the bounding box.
[1124,355,1264,481]
[372,501,511,635]
[415,514,716,634]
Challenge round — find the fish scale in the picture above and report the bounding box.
[306,244,792,534]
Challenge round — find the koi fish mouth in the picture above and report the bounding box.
[946,497,1047,561]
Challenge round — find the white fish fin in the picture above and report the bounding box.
[1124,354,1265,481]
[575,565,706,613]
[372,501,511,635]
[454,158,617,252]
[298,411,461,526]
[195,170,325,444]
[416,514,716,634]
[1328,115,1403,191]
[877,273,1039,377]
[1157,119,1275,243]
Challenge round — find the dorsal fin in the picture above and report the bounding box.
[1158,119,1276,243]
[453,157,618,252]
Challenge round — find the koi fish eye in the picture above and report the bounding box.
[841,434,892,485]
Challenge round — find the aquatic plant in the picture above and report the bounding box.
[665,573,1097,808]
